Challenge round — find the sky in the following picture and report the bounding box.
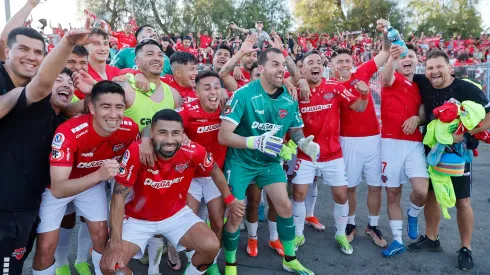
[1,0,490,33]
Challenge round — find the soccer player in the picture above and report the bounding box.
[408,50,490,271]
[378,44,429,257]
[292,50,369,255]
[86,28,121,82]
[100,109,241,275]
[111,22,137,49]
[162,52,199,103]
[176,35,199,57]
[218,45,319,274]
[32,81,139,275]
[111,25,172,76]
[218,38,258,92]
[176,71,227,274]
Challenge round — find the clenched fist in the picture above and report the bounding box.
[96,159,120,182]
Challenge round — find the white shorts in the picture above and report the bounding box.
[65,202,75,215]
[340,135,382,188]
[381,138,429,188]
[37,183,108,233]
[286,155,321,178]
[291,158,348,187]
[122,206,202,258]
[188,177,222,204]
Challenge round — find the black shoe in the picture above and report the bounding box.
[458,247,474,271]
[407,235,443,253]
[345,224,357,242]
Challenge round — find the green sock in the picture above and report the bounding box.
[277,214,296,257]
[223,229,240,263]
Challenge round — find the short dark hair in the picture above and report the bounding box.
[453,66,468,78]
[161,36,170,42]
[135,39,163,55]
[89,28,109,41]
[195,70,220,85]
[72,45,88,57]
[135,24,153,40]
[406,43,416,53]
[151,109,183,128]
[214,44,232,57]
[303,50,321,60]
[91,81,125,103]
[457,53,470,62]
[426,50,450,64]
[183,35,192,41]
[257,48,282,66]
[60,67,73,78]
[170,51,198,66]
[330,47,352,59]
[7,27,45,51]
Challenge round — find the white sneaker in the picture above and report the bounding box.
[167,244,182,270]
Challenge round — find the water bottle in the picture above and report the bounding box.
[387,26,408,57]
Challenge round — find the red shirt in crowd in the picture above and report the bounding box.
[199,35,212,49]
[298,78,357,162]
[335,59,380,137]
[49,114,139,180]
[177,100,226,177]
[112,31,137,49]
[116,141,214,221]
[230,67,251,89]
[381,72,423,142]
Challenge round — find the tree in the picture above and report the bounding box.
[293,0,346,33]
[76,0,131,30]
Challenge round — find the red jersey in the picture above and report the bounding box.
[336,59,380,137]
[176,45,199,57]
[298,78,357,162]
[88,63,121,82]
[161,75,197,104]
[177,101,226,177]
[48,44,55,52]
[50,114,139,180]
[53,28,64,38]
[297,37,307,51]
[116,141,214,221]
[199,35,212,49]
[381,72,423,142]
[309,34,319,49]
[230,67,251,88]
[112,31,137,49]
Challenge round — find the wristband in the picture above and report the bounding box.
[224,194,235,205]
[245,136,256,149]
[360,93,369,100]
[282,49,288,58]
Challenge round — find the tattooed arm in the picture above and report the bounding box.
[288,127,305,145]
[109,182,132,244]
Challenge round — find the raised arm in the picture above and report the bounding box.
[0,0,41,61]
[373,19,391,69]
[380,45,404,87]
[229,23,251,35]
[270,31,301,85]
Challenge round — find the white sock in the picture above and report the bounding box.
[32,263,55,275]
[148,237,164,274]
[91,250,103,275]
[55,227,72,267]
[292,200,306,237]
[75,222,92,264]
[334,203,349,236]
[389,220,403,244]
[305,183,318,217]
[408,202,424,217]
[213,248,221,264]
[185,262,205,275]
[245,220,258,238]
[268,220,278,241]
[185,249,196,262]
[368,216,379,227]
[347,215,356,225]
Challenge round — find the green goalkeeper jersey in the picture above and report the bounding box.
[220,79,303,169]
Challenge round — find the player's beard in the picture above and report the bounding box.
[154,140,181,159]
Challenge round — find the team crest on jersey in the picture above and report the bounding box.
[223,105,232,115]
[12,247,26,260]
[381,175,388,183]
[118,165,127,177]
[204,153,213,168]
[175,163,189,173]
[51,149,64,161]
[324,93,334,101]
[113,143,125,152]
[52,133,65,149]
[279,109,288,119]
[121,150,130,166]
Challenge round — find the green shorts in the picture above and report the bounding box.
[224,159,287,200]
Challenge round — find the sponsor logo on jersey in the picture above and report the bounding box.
[255,110,264,115]
[52,133,65,149]
[113,143,125,152]
[118,165,127,177]
[175,162,189,173]
[122,120,133,126]
[122,150,130,166]
[204,153,213,168]
[251,122,283,131]
[51,149,64,161]
[143,177,184,189]
[127,165,134,180]
[71,123,88,134]
[67,148,71,161]
[76,157,118,168]
[12,247,26,260]
[175,107,184,112]
[76,129,88,138]
[301,104,333,113]
[189,104,199,110]
[147,169,159,175]
[279,109,288,119]
[299,100,310,104]
[81,152,94,157]
[324,93,334,101]
[140,118,152,126]
[197,123,221,133]
[223,105,232,115]
[183,97,198,104]
[197,119,208,123]
[118,127,132,131]
[251,94,263,100]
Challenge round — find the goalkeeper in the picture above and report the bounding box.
[218,45,319,275]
